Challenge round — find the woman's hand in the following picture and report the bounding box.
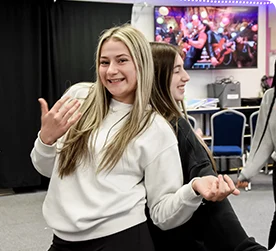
[192,174,240,201]
[39,96,82,145]
[236,180,249,188]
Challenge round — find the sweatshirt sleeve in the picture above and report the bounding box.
[239,89,275,181]
[30,132,57,178]
[144,143,202,230]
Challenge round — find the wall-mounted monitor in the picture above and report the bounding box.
[154,6,258,70]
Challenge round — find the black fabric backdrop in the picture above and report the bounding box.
[0,1,132,188]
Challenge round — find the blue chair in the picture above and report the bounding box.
[187,115,197,129]
[210,109,246,175]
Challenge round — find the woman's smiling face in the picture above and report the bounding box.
[170,54,190,101]
[99,38,137,104]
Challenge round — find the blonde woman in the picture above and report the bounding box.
[31,25,238,251]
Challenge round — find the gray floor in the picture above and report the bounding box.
[0,172,274,251]
[229,172,274,248]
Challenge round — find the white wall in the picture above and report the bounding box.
[268,4,276,76]
[131,5,267,100]
[269,4,276,50]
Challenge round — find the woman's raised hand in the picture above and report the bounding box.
[236,180,249,188]
[192,174,240,202]
[39,96,82,145]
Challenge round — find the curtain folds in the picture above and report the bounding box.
[0,1,132,188]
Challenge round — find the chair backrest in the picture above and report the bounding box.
[187,115,197,129]
[249,110,259,137]
[210,109,246,152]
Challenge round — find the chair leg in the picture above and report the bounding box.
[237,166,240,177]
[242,154,246,168]
[246,150,249,161]
[265,163,269,174]
[237,154,246,178]
[216,158,221,173]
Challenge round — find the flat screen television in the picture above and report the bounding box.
[154,6,258,70]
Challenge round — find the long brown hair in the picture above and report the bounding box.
[150,42,217,172]
[57,24,155,178]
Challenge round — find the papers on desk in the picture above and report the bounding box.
[186,98,219,109]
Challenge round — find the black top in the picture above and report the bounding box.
[185,34,204,61]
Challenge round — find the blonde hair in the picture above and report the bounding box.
[150,42,217,172]
[58,24,155,178]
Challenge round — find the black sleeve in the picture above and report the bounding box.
[171,117,216,184]
[206,30,216,58]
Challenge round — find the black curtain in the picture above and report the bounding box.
[0,1,132,188]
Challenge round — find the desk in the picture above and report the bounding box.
[225,106,260,110]
[187,107,220,136]
[187,107,220,114]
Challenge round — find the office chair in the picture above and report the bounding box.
[187,115,197,129]
[210,109,246,175]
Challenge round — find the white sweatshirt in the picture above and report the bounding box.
[239,88,276,181]
[30,82,202,242]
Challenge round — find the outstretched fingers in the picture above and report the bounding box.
[211,175,228,201]
[38,98,49,117]
[50,96,71,114]
[224,174,240,196]
[38,96,82,145]
[210,175,240,201]
[194,174,240,202]
[209,179,219,201]
[60,99,81,121]
[47,96,82,127]
[54,98,82,131]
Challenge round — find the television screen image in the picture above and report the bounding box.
[154,6,258,70]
